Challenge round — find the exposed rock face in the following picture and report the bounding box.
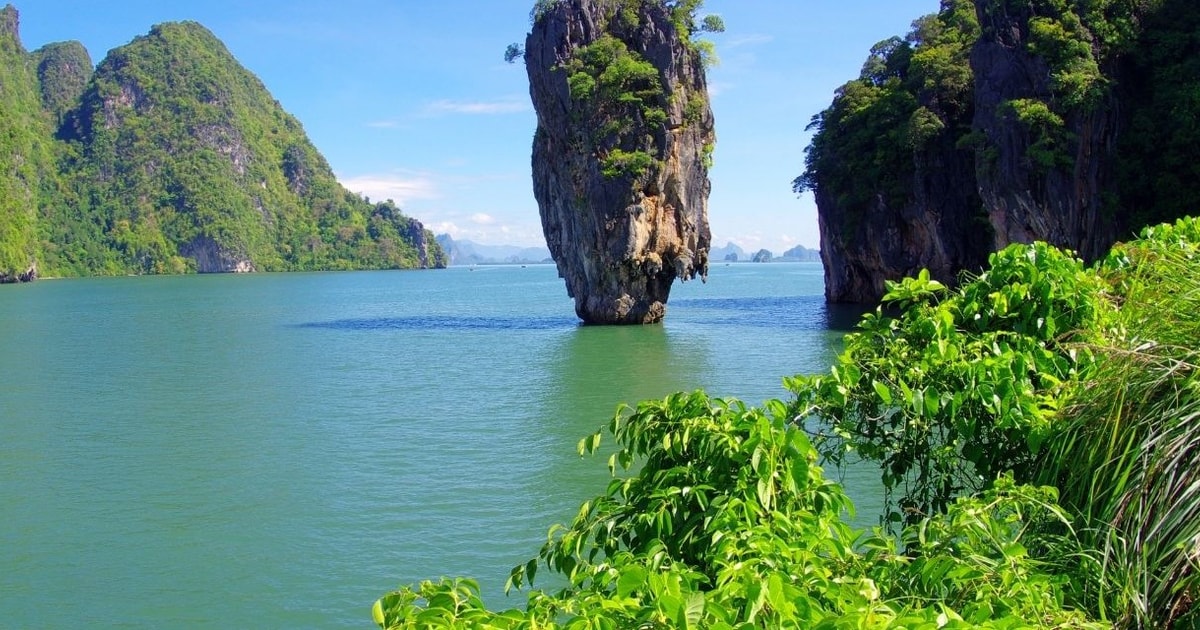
[971,2,1120,263]
[806,1,1169,303]
[525,0,713,324]
[179,236,255,273]
[816,126,990,303]
[400,214,441,269]
[0,265,37,283]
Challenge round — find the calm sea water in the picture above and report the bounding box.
[0,263,878,628]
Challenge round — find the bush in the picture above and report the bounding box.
[788,244,1108,527]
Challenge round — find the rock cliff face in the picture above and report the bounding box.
[179,236,255,273]
[525,0,713,324]
[970,1,1120,263]
[805,0,1190,303]
[815,112,990,303]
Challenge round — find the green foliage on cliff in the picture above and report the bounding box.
[0,4,55,281]
[0,7,444,279]
[375,218,1200,629]
[561,26,665,180]
[978,0,1142,169]
[796,0,978,231]
[537,0,715,182]
[802,0,1200,252]
[30,39,91,125]
[1113,0,1200,229]
[49,21,442,275]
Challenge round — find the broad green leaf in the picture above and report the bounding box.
[371,598,386,627]
[616,565,646,597]
[873,380,893,405]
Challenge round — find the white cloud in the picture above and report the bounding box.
[429,218,545,248]
[431,221,463,238]
[365,120,400,129]
[424,98,530,116]
[338,172,439,205]
[470,213,496,225]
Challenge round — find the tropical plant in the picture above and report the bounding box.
[375,391,1103,628]
[1033,217,1200,628]
[787,243,1109,527]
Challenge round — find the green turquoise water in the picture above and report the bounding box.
[0,263,876,627]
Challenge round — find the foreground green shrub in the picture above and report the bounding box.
[375,392,1100,628]
[375,219,1200,628]
[788,243,1110,527]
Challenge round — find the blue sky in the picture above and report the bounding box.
[18,1,940,253]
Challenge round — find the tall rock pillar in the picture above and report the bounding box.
[525,0,714,324]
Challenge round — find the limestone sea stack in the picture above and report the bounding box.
[525,0,714,324]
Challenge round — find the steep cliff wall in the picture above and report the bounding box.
[971,0,1122,262]
[525,0,714,324]
[804,0,1186,303]
[801,1,990,303]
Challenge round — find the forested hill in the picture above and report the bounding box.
[0,5,446,282]
[798,0,1200,303]
[0,5,54,282]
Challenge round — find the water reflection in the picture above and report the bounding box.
[296,315,576,332]
[522,324,712,509]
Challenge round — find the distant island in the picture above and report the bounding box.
[709,241,821,263]
[435,235,820,266]
[435,234,552,266]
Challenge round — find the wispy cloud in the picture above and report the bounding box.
[424,98,530,116]
[725,33,774,49]
[707,82,731,98]
[338,172,439,205]
[429,215,546,248]
[470,213,497,225]
[365,120,400,129]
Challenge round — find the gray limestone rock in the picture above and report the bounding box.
[525,0,713,324]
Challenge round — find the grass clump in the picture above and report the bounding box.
[1035,217,1200,628]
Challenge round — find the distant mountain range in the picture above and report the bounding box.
[435,235,553,265]
[436,235,820,266]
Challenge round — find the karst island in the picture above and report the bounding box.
[517,0,720,324]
